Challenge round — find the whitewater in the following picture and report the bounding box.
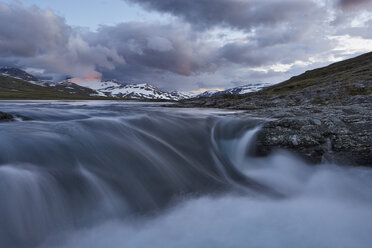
[0,101,371,248]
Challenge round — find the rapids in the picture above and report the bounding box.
[0,101,371,248]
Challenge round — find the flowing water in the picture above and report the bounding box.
[0,101,372,248]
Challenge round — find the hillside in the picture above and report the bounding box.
[0,74,107,100]
[0,67,39,81]
[263,51,372,96]
[180,52,372,108]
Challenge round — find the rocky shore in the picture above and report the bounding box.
[172,93,371,166]
[255,102,372,166]
[173,52,372,166]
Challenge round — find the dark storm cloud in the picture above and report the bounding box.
[87,22,218,77]
[91,0,331,81]
[125,0,318,32]
[119,0,333,70]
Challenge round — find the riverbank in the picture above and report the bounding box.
[171,52,372,166]
[171,93,372,167]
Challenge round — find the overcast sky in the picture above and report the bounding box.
[0,0,372,91]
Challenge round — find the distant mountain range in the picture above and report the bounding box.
[0,68,191,100]
[0,67,266,100]
[74,80,189,100]
[196,83,272,97]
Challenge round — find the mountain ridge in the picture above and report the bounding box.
[0,67,39,82]
[195,83,272,98]
[74,80,188,100]
[0,68,188,101]
[182,51,372,106]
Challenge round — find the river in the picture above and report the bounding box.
[1,101,372,248]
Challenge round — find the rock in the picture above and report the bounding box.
[0,111,13,122]
[255,117,329,163]
[254,113,372,166]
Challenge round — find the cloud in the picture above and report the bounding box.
[87,22,219,78]
[0,3,69,57]
[0,3,124,79]
[31,34,125,78]
[0,1,371,91]
[125,0,319,32]
[338,0,372,10]
[146,36,174,52]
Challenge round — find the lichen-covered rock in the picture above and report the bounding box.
[255,117,328,163]
[255,113,372,166]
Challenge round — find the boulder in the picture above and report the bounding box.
[0,111,13,122]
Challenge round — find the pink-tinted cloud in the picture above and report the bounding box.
[338,0,372,10]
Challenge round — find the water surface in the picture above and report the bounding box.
[1,101,371,248]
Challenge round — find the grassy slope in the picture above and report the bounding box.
[0,74,120,100]
[261,51,372,95]
[0,75,173,102]
[210,51,372,104]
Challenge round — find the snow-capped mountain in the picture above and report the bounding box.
[196,83,271,98]
[0,67,190,101]
[43,81,99,96]
[1,66,275,101]
[74,80,189,101]
[195,90,223,98]
[0,67,39,82]
[72,80,121,91]
[169,91,193,100]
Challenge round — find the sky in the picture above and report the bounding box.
[0,0,372,92]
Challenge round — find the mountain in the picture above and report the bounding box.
[0,67,102,98]
[262,51,372,96]
[40,81,100,96]
[219,83,271,95]
[196,90,222,98]
[2,67,274,101]
[196,83,272,98]
[169,91,192,100]
[0,67,39,82]
[0,67,190,101]
[184,52,372,106]
[0,73,104,100]
[74,80,188,101]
